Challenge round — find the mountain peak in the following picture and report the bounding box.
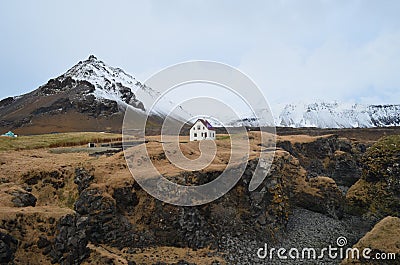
[56,56,144,108]
[58,56,193,121]
[88,54,98,61]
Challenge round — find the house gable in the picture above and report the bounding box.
[190,119,215,131]
[190,119,216,141]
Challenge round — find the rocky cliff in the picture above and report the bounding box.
[0,132,398,264]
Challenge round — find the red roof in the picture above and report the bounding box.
[192,119,215,131]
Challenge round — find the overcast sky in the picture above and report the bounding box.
[1,0,399,107]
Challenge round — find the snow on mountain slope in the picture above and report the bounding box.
[188,100,399,129]
[368,104,400,126]
[277,101,400,128]
[224,107,275,127]
[8,55,397,129]
[59,55,192,119]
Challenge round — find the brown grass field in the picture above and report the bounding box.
[0,132,122,152]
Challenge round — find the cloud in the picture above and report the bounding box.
[238,30,400,105]
[0,0,399,106]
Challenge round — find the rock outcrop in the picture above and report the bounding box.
[341,216,400,264]
[0,184,37,207]
[74,168,94,193]
[277,135,365,187]
[48,169,135,264]
[293,176,345,219]
[346,135,400,219]
[48,214,89,265]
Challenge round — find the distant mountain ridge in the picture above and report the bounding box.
[277,102,400,128]
[218,102,400,128]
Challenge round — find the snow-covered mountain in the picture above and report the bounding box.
[0,55,192,134]
[223,101,399,128]
[276,101,400,128]
[59,55,144,110]
[57,55,192,119]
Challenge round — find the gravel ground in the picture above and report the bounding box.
[220,207,374,265]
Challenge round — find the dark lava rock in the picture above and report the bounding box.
[177,207,214,250]
[31,97,72,115]
[72,94,120,117]
[49,170,137,263]
[74,167,94,193]
[296,135,339,159]
[113,185,139,210]
[74,188,116,216]
[39,74,125,118]
[328,151,362,187]
[37,236,51,249]
[49,214,89,265]
[276,140,297,157]
[306,159,325,177]
[128,157,294,252]
[0,232,18,264]
[8,189,37,207]
[21,170,64,189]
[40,76,79,95]
[74,187,134,245]
[277,135,365,187]
[0,97,15,109]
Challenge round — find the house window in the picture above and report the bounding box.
[194,133,197,137]
[197,125,200,130]
[205,132,207,138]
[193,127,195,130]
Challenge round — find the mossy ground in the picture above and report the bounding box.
[346,135,400,218]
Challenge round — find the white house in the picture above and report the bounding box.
[189,119,216,141]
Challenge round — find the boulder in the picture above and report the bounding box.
[8,189,37,207]
[293,176,345,219]
[341,216,400,264]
